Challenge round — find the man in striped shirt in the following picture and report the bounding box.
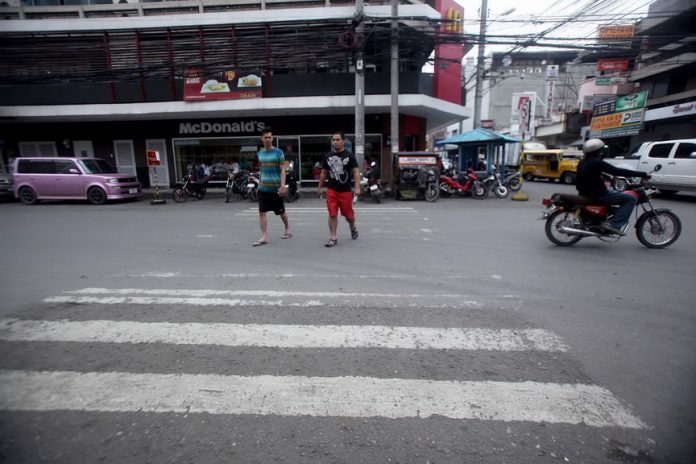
[253,128,291,246]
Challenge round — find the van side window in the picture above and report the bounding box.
[648,144,673,158]
[17,160,55,174]
[674,143,696,159]
[54,160,78,174]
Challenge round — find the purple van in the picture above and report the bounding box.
[12,157,142,205]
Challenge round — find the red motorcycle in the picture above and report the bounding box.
[540,165,682,248]
[439,168,486,199]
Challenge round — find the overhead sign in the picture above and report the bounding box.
[644,100,696,121]
[545,65,559,81]
[511,92,537,135]
[595,76,627,86]
[598,25,635,40]
[597,59,629,72]
[184,69,262,101]
[590,90,647,138]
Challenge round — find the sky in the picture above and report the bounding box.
[454,0,655,55]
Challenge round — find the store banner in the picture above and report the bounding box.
[184,69,262,101]
[511,92,536,135]
[597,59,629,72]
[590,90,647,138]
[595,76,627,86]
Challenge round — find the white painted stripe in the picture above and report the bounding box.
[0,319,568,352]
[43,296,323,307]
[66,287,512,300]
[0,370,646,428]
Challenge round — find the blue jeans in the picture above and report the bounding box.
[597,190,637,228]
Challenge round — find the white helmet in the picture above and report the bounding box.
[582,138,605,155]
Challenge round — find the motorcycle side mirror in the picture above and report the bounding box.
[653,164,662,172]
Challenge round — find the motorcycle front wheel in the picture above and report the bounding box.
[248,188,258,202]
[225,187,232,203]
[424,185,439,202]
[195,186,207,200]
[172,188,186,203]
[636,209,681,249]
[545,211,583,246]
[438,182,451,197]
[508,177,522,191]
[493,184,510,199]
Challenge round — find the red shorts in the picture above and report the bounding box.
[326,189,354,219]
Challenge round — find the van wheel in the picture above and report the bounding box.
[18,186,38,205]
[87,187,107,205]
[524,172,534,181]
[561,172,576,184]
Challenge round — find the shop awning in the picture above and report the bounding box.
[435,128,521,145]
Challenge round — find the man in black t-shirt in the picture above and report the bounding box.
[317,131,361,247]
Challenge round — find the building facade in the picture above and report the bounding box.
[0,0,470,187]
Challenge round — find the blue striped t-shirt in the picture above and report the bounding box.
[257,147,285,193]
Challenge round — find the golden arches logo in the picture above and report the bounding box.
[444,7,462,33]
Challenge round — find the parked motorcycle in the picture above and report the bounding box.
[439,168,486,199]
[503,170,522,191]
[480,165,510,198]
[172,165,208,203]
[246,172,259,202]
[540,165,681,248]
[360,161,383,203]
[285,161,300,203]
[225,169,249,203]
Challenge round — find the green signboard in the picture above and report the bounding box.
[616,91,648,111]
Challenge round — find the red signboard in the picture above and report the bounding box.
[597,59,629,72]
[480,119,494,129]
[433,0,464,105]
[146,150,160,167]
[184,69,262,101]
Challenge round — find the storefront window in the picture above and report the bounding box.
[173,137,259,185]
[172,133,382,186]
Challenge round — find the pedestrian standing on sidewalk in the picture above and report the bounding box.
[253,128,291,247]
[317,131,361,248]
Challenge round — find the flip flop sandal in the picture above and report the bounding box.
[252,240,268,247]
[351,228,359,240]
[325,239,337,248]
[281,233,293,239]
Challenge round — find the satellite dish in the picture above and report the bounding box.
[502,55,512,67]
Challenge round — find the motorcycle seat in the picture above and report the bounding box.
[553,193,591,205]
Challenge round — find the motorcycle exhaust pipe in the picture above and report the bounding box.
[558,226,601,237]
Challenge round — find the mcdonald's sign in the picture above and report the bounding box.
[444,7,462,33]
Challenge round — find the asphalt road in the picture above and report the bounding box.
[0,182,694,463]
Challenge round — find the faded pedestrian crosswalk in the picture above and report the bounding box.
[0,286,650,462]
[0,287,645,429]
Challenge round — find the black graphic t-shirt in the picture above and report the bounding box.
[322,150,358,192]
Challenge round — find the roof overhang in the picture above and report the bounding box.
[0,94,470,131]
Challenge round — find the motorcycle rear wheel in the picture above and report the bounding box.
[248,188,258,202]
[507,178,522,191]
[471,182,486,199]
[424,185,439,202]
[636,210,681,249]
[286,191,299,203]
[172,188,186,203]
[545,211,583,246]
[438,182,452,197]
[195,186,207,200]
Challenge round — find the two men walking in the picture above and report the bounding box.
[253,129,361,248]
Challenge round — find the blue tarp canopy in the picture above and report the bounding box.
[435,129,521,173]
[435,128,520,145]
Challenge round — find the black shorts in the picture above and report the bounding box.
[258,189,286,215]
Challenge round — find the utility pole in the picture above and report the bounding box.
[354,0,365,169]
[390,0,399,173]
[473,0,488,129]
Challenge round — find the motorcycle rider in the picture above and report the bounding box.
[575,138,649,236]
